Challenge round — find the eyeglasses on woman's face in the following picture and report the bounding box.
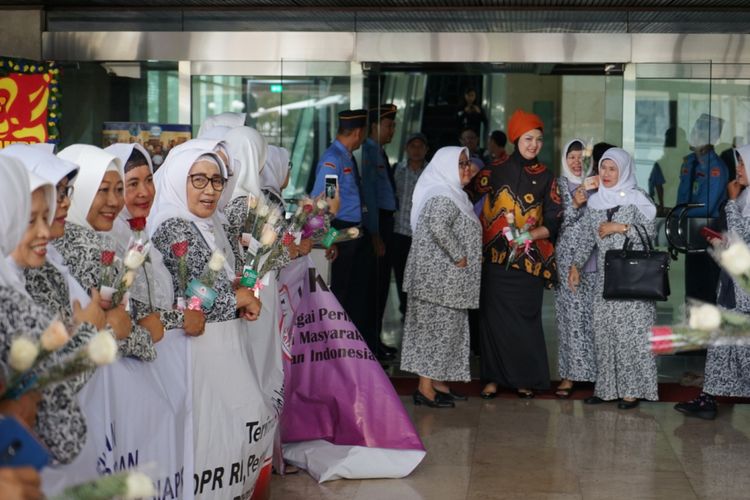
[188,174,226,191]
[56,184,74,203]
[458,159,473,170]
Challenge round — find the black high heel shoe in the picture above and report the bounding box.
[434,388,468,401]
[413,390,455,408]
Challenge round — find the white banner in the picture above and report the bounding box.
[42,333,194,500]
[191,282,284,500]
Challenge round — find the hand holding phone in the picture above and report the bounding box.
[583,175,600,191]
[324,175,338,199]
[0,416,50,470]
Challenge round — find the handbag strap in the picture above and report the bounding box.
[621,224,653,253]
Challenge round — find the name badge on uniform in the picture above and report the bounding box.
[343,167,353,174]
[323,162,336,170]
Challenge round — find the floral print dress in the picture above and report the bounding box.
[0,285,90,464]
[571,202,658,401]
[703,199,750,397]
[53,222,156,361]
[554,177,597,382]
[151,217,238,323]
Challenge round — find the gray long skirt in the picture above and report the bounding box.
[400,297,471,382]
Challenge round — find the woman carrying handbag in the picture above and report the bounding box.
[568,148,659,409]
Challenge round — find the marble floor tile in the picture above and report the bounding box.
[467,463,581,497]
[353,465,471,500]
[578,471,698,500]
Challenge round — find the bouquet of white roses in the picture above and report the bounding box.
[2,327,117,400]
[51,470,155,500]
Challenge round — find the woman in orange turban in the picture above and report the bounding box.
[478,110,563,399]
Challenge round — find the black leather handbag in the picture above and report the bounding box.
[603,224,670,301]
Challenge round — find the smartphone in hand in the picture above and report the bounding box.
[0,416,50,470]
[324,174,338,199]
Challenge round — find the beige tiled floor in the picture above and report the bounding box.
[271,398,750,499]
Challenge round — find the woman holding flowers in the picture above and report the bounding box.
[400,146,481,408]
[675,145,750,419]
[150,148,261,322]
[0,155,104,464]
[554,139,598,398]
[54,145,156,361]
[106,143,206,337]
[568,148,658,409]
[479,110,562,399]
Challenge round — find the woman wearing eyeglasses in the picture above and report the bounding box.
[400,146,481,408]
[106,143,207,339]
[150,148,261,323]
[478,110,563,399]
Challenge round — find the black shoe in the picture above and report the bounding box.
[618,399,640,410]
[434,388,468,401]
[480,391,497,400]
[584,396,606,405]
[674,393,717,420]
[413,390,455,408]
[516,389,535,399]
[380,343,398,355]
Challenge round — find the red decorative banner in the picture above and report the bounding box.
[0,72,53,147]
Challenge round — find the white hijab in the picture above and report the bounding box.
[197,112,246,139]
[57,145,123,230]
[198,125,231,141]
[410,146,477,232]
[0,161,55,297]
[588,148,656,220]
[226,126,267,200]
[261,145,290,198]
[0,144,89,306]
[560,138,588,185]
[0,157,31,295]
[105,142,174,310]
[734,144,750,216]
[149,148,236,278]
[167,138,237,223]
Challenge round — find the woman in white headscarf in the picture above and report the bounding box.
[223,126,268,273]
[54,145,156,362]
[568,147,658,409]
[675,144,750,419]
[197,112,246,139]
[0,156,98,464]
[554,139,598,398]
[400,146,481,409]
[150,148,261,323]
[260,145,290,210]
[106,143,205,337]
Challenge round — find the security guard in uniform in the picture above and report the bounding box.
[311,109,369,330]
[361,104,399,358]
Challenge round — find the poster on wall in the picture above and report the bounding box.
[102,122,192,170]
[0,57,60,148]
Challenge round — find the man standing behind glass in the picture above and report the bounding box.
[311,109,368,328]
[392,132,428,320]
[361,104,399,358]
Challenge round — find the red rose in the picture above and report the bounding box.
[303,204,313,214]
[128,217,147,232]
[282,232,295,246]
[101,250,116,266]
[172,240,189,258]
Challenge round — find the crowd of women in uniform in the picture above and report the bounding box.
[399,109,750,415]
[0,114,313,496]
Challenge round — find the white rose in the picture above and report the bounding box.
[260,226,278,247]
[268,211,281,226]
[347,227,360,238]
[208,250,226,272]
[87,330,118,365]
[505,212,515,224]
[247,195,258,210]
[257,204,270,218]
[583,143,594,158]
[9,337,39,372]
[40,320,70,352]
[316,199,328,211]
[720,241,750,276]
[688,303,722,332]
[124,472,156,499]
[122,270,136,288]
[123,249,146,270]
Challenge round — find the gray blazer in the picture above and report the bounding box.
[404,196,482,310]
